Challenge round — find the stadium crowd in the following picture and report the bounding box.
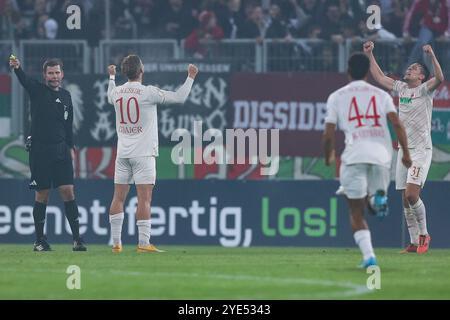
[1,0,450,45]
[1,0,450,73]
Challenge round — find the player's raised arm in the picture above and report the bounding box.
[107,65,117,105]
[423,45,445,92]
[153,64,199,105]
[363,41,395,91]
[9,55,39,94]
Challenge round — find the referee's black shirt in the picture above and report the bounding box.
[14,67,74,149]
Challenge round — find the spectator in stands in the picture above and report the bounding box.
[214,0,246,39]
[157,0,198,40]
[318,1,344,43]
[36,13,58,39]
[280,0,321,37]
[380,0,414,37]
[34,0,47,14]
[266,3,290,39]
[85,0,103,46]
[14,0,40,38]
[240,5,267,42]
[340,17,362,41]
[265,3,295,71]
[184,10,224,58]
[131,0,159,38]
[110,0,137,39]
[0,0,24,40]
[403,0,449,66]
[338,0,364,22]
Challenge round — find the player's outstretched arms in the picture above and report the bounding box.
[107,65,117,105]
[423,45,445,92]
[322,123,336,166]
[363,41,394,91]
[160,64,198,105]
[387,112,412,168]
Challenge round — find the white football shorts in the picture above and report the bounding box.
[114,156,156,185]
[395,148,432,190]
[340,163,390,199]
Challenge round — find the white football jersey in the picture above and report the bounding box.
[393,80,434,149]
[108,77,194,158]
[325,80,397,168]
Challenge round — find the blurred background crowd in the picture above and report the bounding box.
[1,0,449,46]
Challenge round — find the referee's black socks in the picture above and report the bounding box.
[64,200,80,240]
[33,201,47,240]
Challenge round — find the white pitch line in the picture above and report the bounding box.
[111,271,372,299]
[2,268,372,299]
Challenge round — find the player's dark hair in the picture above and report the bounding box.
[43,58,63,73]
[348,52,370,80]
[416,62,430,83]
[121,55,143,81]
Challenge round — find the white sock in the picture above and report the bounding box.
[109,212,124,246]
[353,229,375,260]
[404,207,419,245]
[137,219,151,246]
[411,198,428,235]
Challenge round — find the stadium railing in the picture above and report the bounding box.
[97,39,344,73]
[13,38,447,77]
[4,38,450,76]
[180,39,263,72]
[97,39,179,73]
[263,39,345,72]
[19,40,90,74]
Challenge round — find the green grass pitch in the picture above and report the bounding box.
[1,245,450,299]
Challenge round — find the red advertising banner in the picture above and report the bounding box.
[0,75,11,94]
[74,147,117,179]
[229,72,346,157]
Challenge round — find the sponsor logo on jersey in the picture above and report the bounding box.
[400,97,412,104]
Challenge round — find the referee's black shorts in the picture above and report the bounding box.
[29,142,74,191]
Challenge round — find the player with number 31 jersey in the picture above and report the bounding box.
[365,41,444,254]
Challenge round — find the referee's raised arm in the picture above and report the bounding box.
[9,55,39,94]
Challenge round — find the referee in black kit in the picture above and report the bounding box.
[9,55,86,252]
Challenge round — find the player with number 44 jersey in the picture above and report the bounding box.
[323,53,411,268]
[106,55,198,253]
